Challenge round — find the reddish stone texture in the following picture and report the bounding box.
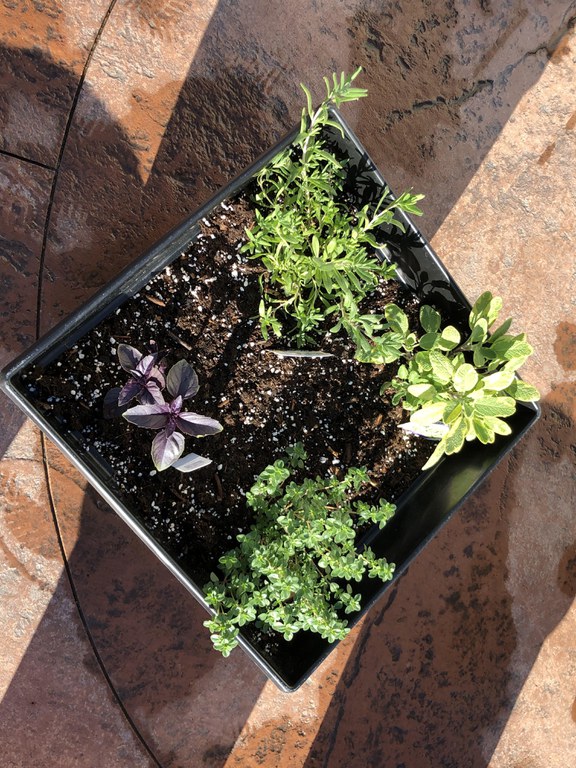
[305,464,519,767]
[421,18,576,768]
[0,453,156,768]
[0,0,111,165]
[39,0,576,330]
[555,321,576,371]
[2,1,576,767]
[0,393,42,460]
[0,154,52,365]
[44,437,358,766]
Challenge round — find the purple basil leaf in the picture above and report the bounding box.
[103,387,125,418]
[118,378,145,406]
[171,452,212,473]
[136,354,165,386]
[122,403,169,429]
[150,368,166,389]
[149,350,168,377]
[139,380,165,405]
[166,360,199,400]
[137,353,156,372]
[151,427,184,471]
[170,395,184,413]
[117,343,142,372]
[175,412,223,437]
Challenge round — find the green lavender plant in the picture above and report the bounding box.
[241,69,423,351]
[203,443,396,656]
[374,292,540,469]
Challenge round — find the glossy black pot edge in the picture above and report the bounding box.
[0,108,540,692]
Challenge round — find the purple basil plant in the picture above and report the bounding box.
[103,343,166,416]
[104,344,222,473]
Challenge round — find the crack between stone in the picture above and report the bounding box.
[383,7,576,130]
[34,0,167,762]
[34,0,119,341]
[502,11,576,79]
[0,148,57,172]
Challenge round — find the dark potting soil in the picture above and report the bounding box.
[18,192,434,591]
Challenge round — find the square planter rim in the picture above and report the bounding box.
[0,107,540,692]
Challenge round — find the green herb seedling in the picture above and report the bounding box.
[242,69,423,350]
[381,292,540,469]
[203,443,395,656]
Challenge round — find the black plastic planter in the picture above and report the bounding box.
[0,109,540,691]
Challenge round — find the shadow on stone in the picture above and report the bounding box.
[0,41,267,768]
[303,393,576,768]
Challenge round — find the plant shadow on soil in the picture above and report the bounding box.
[2,0,576,765]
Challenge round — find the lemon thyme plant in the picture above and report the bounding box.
[372,292,540,469]
[203,444,396,656]
[242,69,424,353]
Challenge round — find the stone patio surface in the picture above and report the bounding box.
[1,1,575,766]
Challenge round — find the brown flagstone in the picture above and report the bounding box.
[1,1,576,767]
[0,0,112,165]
